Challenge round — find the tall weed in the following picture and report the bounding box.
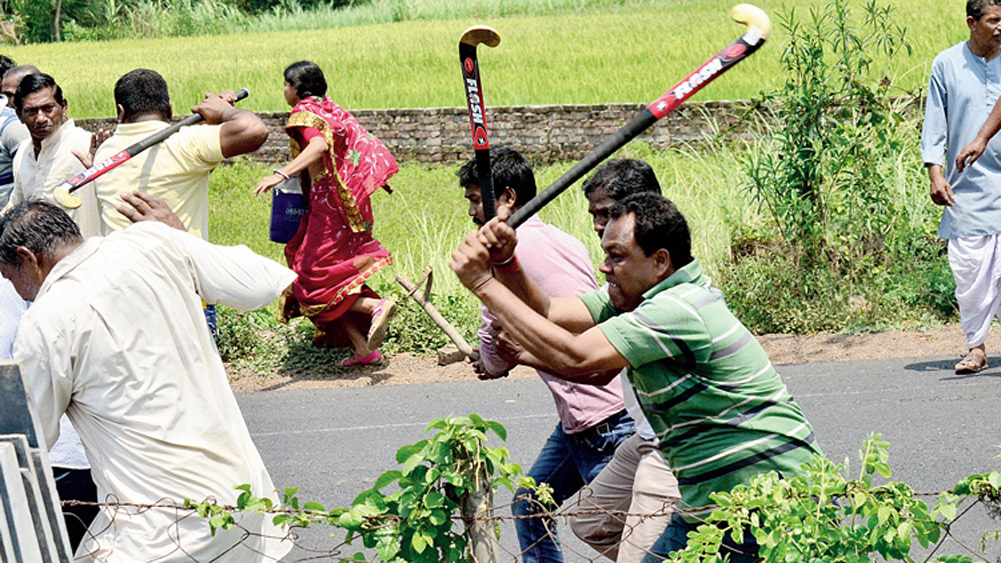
[724,0,955,334]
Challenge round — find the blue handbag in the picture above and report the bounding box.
[269,174,308,243]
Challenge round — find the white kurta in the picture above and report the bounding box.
[13,222,296,562]
[6,119,101,238]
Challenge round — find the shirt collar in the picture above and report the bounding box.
[641,258,706,300]
[115,120,169,135]
[39,119,78,152]
[36,237,101,300]
[515,214,545,231]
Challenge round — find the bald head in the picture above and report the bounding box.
[2,65,40,107]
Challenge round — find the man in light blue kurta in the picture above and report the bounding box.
[921,0,1001,374]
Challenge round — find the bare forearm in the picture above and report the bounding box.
[977,99,1001,144]
[474,278,620,384]
[494,263,551,315]
[278,136,327,177]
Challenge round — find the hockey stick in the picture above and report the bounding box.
[460,25,501,221]
[508,4,770,228]
[54,88,250,209]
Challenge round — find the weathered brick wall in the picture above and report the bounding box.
[78,100,757,166]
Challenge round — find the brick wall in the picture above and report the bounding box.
[77,100,758,167]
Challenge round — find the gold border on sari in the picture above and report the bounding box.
[287,110,369,233]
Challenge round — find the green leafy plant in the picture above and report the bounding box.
[335,414,530,562]
[744,0,911,264]
[188,415,532,562]
[724,0,954,334]
[668,435,1000,563]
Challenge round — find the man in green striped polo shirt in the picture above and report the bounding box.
[450,191,821,562]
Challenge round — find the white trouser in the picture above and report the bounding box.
[948,235,1001,348]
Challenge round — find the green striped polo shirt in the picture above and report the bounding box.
[580,259,821,520]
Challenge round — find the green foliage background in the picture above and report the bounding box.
[0,1,967,118]
[0,0,962,366]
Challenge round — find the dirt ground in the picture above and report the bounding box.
[229,324,994,393]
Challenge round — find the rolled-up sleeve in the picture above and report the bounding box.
[477,307,512,376]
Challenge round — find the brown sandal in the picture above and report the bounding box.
[955,356,988,375]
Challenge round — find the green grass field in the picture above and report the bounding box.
[4,0,956,354]
[210,140,758,302]
[4,0,965,119]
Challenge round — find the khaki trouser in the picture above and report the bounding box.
[570,433,680,562]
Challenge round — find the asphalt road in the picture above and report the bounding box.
[238,355,1001,562]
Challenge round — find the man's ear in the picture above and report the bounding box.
[116,104,125,123]
[498,186,518,209]
[15,246,37,269]
[14,247,45,284]
[653,248,674,277]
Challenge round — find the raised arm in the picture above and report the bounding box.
[192,92,268,159]
[451,225,628,384]
[478,210,603,333]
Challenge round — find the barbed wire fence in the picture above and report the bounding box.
[59,488,1000,563]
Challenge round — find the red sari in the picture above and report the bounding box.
[280,96,398,346]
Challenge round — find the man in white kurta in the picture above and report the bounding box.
[3,72,100,237]
[921,2,1001,374]
[2,202,294,561]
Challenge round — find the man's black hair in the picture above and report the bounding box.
[13,73,63,112]
[969,0,1001,19]
[582,159,662,200]
[609,193,692,267]
[0,56,15,80]
[115,69,171,122]
[457,146,536,207]
[284,60,328,99]
[0,201,82,267]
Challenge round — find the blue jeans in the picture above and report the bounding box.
[203,304,218,342]
[641,513,760,563]
[513,409,634,563]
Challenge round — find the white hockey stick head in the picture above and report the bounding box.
[731,4,771,43]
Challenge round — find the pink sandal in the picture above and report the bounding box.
[366,298,397,350]
[338,349,384,368]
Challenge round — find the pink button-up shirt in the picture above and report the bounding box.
[478,216,625,434]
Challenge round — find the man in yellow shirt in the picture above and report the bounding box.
[93,68,268,240]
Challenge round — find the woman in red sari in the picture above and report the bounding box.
[255,60,397,367]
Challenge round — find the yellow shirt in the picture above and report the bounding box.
[94,121,223,240]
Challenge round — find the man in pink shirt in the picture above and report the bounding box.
[458,147,634,562]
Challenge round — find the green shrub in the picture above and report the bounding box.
[744,0,911,263]
[723,237,955,335]
[724,0,956,334]
[670,435,1001,563]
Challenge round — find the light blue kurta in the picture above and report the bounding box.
[922,41,1001,239]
